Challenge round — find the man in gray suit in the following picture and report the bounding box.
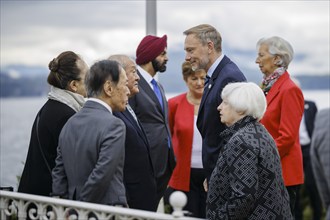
[52,60,130,206]
[129,35,176,205]
[310,108,330,219]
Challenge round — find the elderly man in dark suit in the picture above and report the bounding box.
[110,54,158,211]
[52,60,130,206]
[129,35,176,206]
[183,24,246,181]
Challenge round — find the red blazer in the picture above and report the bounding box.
[260,72,304,186]
[168,93,195,191]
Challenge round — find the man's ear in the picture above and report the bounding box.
[207,41,214,54]
[104,80,113,97]
[68,80,78,93]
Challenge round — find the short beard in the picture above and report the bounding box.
[195,56,209,72]
[152,59,167,73]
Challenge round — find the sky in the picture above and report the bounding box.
[1,0,329,76]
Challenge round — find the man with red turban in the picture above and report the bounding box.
[129,35,176,208]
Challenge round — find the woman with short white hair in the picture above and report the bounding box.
[206,82,292,220]
[256,36,304,218]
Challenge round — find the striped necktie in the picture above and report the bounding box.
[204,75,211,87]
[127,104,141,130]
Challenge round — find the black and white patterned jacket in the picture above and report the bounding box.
[207,116,293,220]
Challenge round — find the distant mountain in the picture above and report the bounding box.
[1,53,329,97]
[0,65,49,97]
[160,50,330,93]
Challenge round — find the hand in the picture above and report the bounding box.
[203,178,208,192]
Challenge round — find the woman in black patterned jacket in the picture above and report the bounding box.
[206,82,292,220]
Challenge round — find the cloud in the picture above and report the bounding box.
[1,0,329,75]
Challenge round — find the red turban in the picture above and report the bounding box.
[136,35,167,65]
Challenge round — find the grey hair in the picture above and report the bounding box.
[256,36,294,69]
[221,82,267,121]
[108,54,135,70]
[183,24,222,53]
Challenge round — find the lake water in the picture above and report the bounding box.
[1,90,329,190]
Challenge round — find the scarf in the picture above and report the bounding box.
[260,67,286,95]
[47,86,85,112]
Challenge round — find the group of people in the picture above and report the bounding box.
[17,23,329,219]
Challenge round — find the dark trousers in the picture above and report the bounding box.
[287,185,301,219]
[295,146,323,220]
[155,163,172,207]
[164,168,206,218]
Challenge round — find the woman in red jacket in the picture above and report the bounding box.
[165,61,206,218]
[256,36,304,218]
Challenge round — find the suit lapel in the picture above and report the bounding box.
[137,71,164,114]
[122,110,150,147]
[122,109,140,130]
[199,56,231,113]
[137,70,165,116]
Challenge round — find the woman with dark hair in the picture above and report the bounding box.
[18,51,88,196]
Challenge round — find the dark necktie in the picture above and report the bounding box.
[151,79,163,110]
[204,75,211,87]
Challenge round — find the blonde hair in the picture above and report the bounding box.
[183,24,222,53]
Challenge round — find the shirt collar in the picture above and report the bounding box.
[207,54,224,78]
[137,65,154,89]
[88,98,112,114]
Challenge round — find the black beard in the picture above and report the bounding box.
[152,59,167,73]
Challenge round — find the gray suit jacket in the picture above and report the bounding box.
[129,71,176,178]
[52,100,127,206]
[310,108,330,218]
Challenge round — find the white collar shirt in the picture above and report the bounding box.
[88,98,113,114]
[137,65,155,89]
[207,54,224,78]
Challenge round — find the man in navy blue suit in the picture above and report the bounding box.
[110,55,157,211]
[183,24,246,181]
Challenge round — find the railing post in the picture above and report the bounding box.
[169,191,187,218]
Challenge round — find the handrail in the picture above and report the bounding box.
[0,190,203,220]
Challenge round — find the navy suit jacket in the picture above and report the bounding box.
[301,99,317,159]
[129,71,176,178]
[197,55,246,179]
[113,109,157,211]
[303,100,318,140]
